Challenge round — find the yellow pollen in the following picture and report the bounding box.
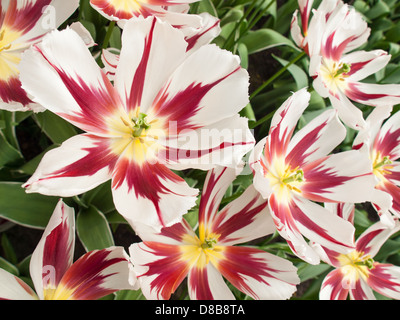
[180,229,223,269]
[265,158,304,202]
[107,108,166,165]
[319,59,351,95]
[43,285,75,300]
[338,250,374,283]
[372,151,393,182]
[0,27,23,81]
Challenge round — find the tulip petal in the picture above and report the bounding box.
[343,50,390,82]
[345,82,400,107]
[130,241,191,300]
[111,160,198,230]
[20,27,122,135]
[320,269,349,300]
[54,247,135,300]
[301,150,379,204]
[211,184,274,245]
[0,269,37,300]
[23,134,115,197]
[368,264,400,300]
[161,114,254,171]
[188,262,235,300]
[356,219,400,258]
[292,195,355,254]
[151,43,249,130]
[114,16,187,114]
[286,109,346,168]
[215,246,299,300]
[30,200,75,300]
[350,277,376,300]
[268,193,321,264]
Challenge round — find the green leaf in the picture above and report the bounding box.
[114,289,147,300]
[0,256,19,276]
[272,54,308,90]
[0,182,59,228]
[82,181,115,214]
[33,111,77,145]
[220,8,244,27]
[1,234,17,265]
[197,0,218,16]
[237,42,249,69]
[297,262,332,282]
[0,131,24,167]
[76,205,114,251]
[239,28,296,54]
[365,0,390,20]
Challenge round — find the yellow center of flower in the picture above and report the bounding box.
[109,0,141,13]
[372,151,393,183]
[265,158,304,202]
[338,250,374,284]
[0,27,23,81]
[180,227,224,269]
[43,285,75,300]
[319,59,351,96]
[107,108,165,165]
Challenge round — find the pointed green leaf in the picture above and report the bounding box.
[33,111,77,145]
[240,28,296,54]
[0,182,59,228]
[77,205,114,251]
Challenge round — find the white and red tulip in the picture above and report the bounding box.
[0,200,136,300]
[249,88,387,264]
[129,166,300,300]
[312,203,400,300]
[0,0,79,112]
[353,106,400,225]
[291,0,400,130]
[19,16,254,231]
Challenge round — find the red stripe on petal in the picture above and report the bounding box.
[286,120,329,168]
[198,167,228,227]
[374,128,400,160]
[321,269,349,300]
[212,195,268,244]
[215,246,290,299]
[42,203,74,287]
[346,82,392,104]
[188,266,214,300]
[126,17,156,111]
[112,160,187,226]
[59,249,128,300]
[51,136,118,179]
[34,45,120,134]
[152,66,241,131]
[3,0,52,33]
[376,182,400,215]
[367,263,400,297]
[0,77,33,106]
[301,157,360,202]
[350,279,370,300]
[139,241,191,300]
[290,196,354,249]
[185,18,220,52]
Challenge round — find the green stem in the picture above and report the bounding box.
[73,195,89,209]
[223,0,258,51]
[246,0,275,34]
[249,109,274,129]
[250,51,306,101]
[102,21,116,50]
